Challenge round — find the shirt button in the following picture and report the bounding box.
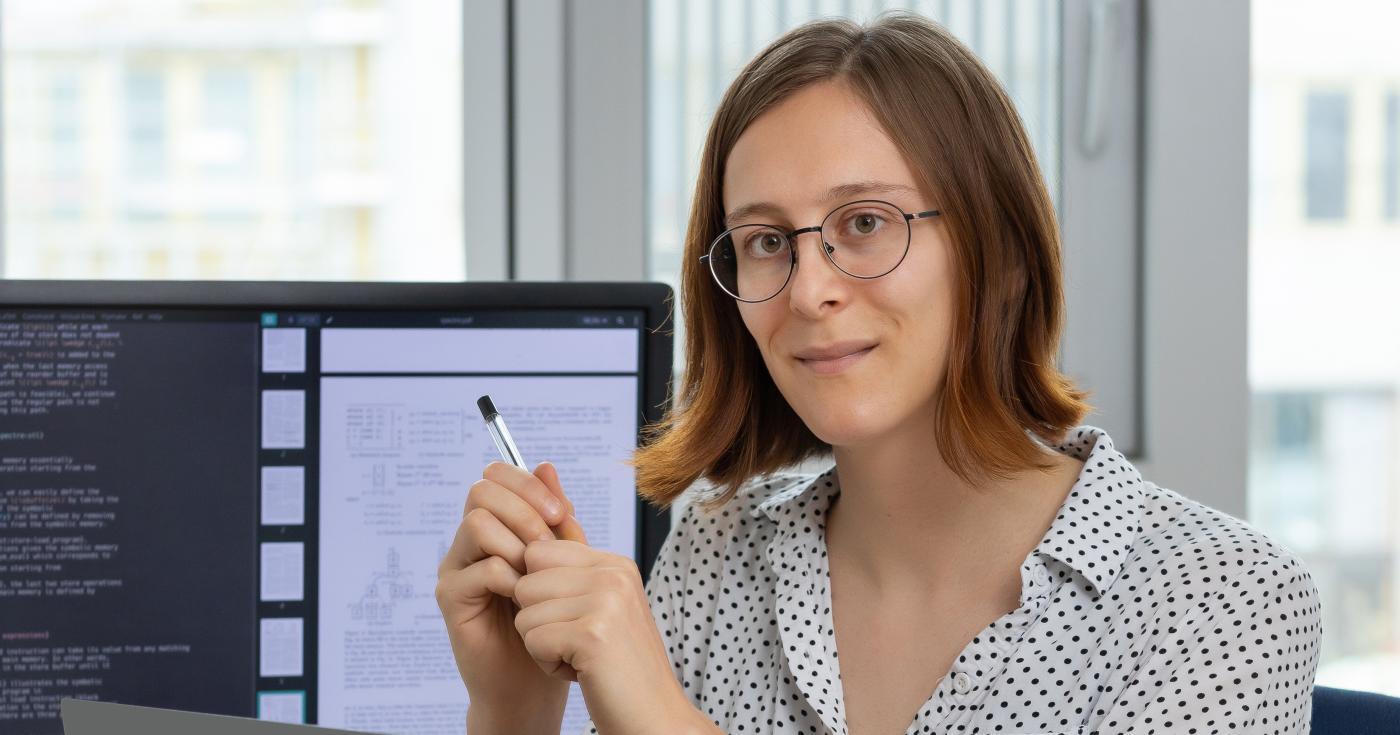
[1032,565,1052,589]
[952,671,972,694]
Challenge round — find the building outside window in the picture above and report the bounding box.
[1250,0,1400,694]
[2,0,465,280]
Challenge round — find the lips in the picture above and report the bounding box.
[793,340,879,362]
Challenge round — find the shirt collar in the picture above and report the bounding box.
[1027,425,1144,597]
[748,425,1144,598]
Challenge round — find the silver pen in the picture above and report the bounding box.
[476,394,549,606]
[476,394,527,469]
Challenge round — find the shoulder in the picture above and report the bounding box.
[1132,480,1319,613]
[645,469,820,603]
[1136,480,1303,567]
[683,468,825,531]
[1087,481,1322,732]
[659,468,825,559]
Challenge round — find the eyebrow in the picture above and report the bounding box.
[724,181,920,226]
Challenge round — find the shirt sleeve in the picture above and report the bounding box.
[579,501,700,735]
[1096,551,1322,734]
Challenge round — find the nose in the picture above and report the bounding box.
[785,229,847,318]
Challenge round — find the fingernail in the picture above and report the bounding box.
[544,498,563,519]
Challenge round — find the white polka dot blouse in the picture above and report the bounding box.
[582,425,1322,734]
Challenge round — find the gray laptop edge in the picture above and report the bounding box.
[61,699,383,735]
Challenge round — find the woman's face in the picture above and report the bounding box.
[724,80,956,449]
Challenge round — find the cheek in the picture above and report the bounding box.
[868,249,956,396]
[733,302,789,375]
[736,303,778,353]
[892,235,955,340]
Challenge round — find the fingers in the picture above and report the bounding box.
[437,460,590,592]
[465,478,557,548]
[439,506,529,576]
[485,461,569,527]
[514,548,636,606]
[514,566,591,608]
[435,555,521,622]
[533,462,575,517]
[512,593,590,638]
[552,513,589,545]
[534,462,588,544]
[518,620,582,681]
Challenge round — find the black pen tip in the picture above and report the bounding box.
[476,395,498,421]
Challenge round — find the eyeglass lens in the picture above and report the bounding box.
[708,200,910,302]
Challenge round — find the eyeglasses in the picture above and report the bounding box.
[700,199,941,303]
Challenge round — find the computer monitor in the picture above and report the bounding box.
[0,280,674,735]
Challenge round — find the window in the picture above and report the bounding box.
[125,69,167,182]
[2,0,467,280]
[49,73,81,177]
[1249,391,1396,686]
[199,68,255,180]
[48,72,82,219]
[1251,0,1400,694]
[1305,91,1350,221]
[1386,91,1398,221]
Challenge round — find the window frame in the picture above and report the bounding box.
[510,0,646,281]
[1134,0,1250,517]
[1059,0,1144,459]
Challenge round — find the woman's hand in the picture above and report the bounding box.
[435,461,588,733]
[513,538,701,735]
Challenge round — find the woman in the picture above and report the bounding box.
[437,13,1321,735]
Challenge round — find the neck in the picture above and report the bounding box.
[826,413,1082,596]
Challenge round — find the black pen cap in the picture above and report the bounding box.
[476,395,499,421]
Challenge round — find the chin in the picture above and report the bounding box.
[790,397,888,447]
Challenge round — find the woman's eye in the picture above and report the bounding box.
[845,212,886,236]
[749,233,785,255]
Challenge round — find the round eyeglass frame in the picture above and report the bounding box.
[699,198,942,303]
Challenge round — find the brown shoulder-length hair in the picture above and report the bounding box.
[631,11,1092,512]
